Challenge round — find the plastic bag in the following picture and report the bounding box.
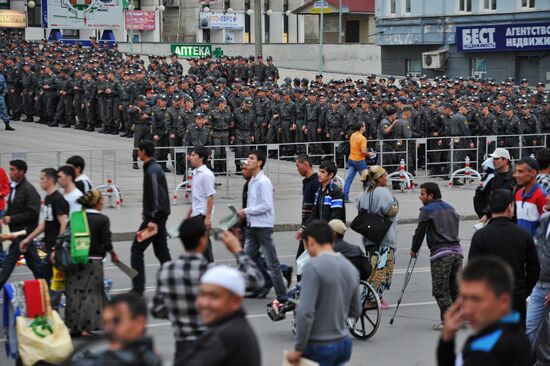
[16,310,73,366]
[50,267,66,291]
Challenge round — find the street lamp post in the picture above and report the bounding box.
[254,0,262,56]
[338,0,342,44]
[319,0,324,73]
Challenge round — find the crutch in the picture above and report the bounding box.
[389,255,419,325]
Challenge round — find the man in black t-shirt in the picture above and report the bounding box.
[20,168,69,276]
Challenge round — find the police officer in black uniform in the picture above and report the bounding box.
[151,94,171,172]
[209,96,232,174]
[128,95,152,169]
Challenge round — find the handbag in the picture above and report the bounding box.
[53,232,75,272]
[70,210,91,264]
[350,191,393,245]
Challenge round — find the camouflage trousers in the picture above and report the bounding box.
[430,253,463,320]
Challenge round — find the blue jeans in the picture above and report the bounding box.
[0,96,9,125]
[526,283,550,347]
[344,159,368,200]
[0,209,5,262]
[303,337,352,366]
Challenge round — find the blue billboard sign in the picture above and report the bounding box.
[456,22,550,52]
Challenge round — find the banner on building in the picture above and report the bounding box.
[199,12,244,30]
[170,44,224,58]
[457,22,550,52]
[0,10,26,28]
[41,0,124,29]
[125,10,156,30]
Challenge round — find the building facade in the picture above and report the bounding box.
[376,0,550,83]
[163,0,306,44]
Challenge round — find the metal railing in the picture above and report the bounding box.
[1,133,545,205]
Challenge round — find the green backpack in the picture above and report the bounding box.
[69,210,91,265]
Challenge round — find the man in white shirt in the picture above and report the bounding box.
[187,146,216,262]
[66,155,94,194]
[237,149,287,302]
[57,165,83,214]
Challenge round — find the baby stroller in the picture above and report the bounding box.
[268,250,382,340]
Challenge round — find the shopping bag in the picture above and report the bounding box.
[16,310,73,366]
[50,267,66,291]
[281,351,319,366]
[70,210,91,264]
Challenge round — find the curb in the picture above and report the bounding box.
[111,214,480,242]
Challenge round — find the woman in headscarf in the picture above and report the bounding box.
[65,189,119,336]
[356,166,399,309]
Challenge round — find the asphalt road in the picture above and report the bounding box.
[0,222,477,366]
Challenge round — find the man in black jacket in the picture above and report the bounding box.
[67,293,163,366]
[469,189,540,326]
[0,160,42,288]
[437,257,532,366]
[477,148,516,222]
[302,160,345,227]
[130,141,172,295]
[179,265,261,366]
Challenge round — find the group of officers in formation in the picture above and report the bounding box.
[2,31,550,178]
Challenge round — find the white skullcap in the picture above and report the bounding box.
[201,265,245,297]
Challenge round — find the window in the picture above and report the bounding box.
[264,0,270,43]
[459,0,472,12]
[390,0,397,14]
[62,29,79,39]
[405,0,411,13]
[483,0,496,10]
[521,0,535,8]
[244,0,251,43]
[406,59,422,78]
[470,58,487,78]
[283,0,289,43]
[27,3,41,26]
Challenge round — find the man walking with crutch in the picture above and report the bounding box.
[410,182,463,331]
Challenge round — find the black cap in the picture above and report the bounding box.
[136,95,147,101]
[386,108,398,116]
[195,112,207,119]
[266,56,272,61]
[158,94,168,101]
[244,97,253,105]
[519,157,540,171]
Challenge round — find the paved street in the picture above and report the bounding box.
[0,121,481,236]
[0,223,476,366]
[0,119,482,365]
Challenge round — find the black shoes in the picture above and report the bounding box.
[5,125,14,131]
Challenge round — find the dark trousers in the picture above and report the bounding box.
[513,294,527,329]
[0,239,43,290]
[196,214,214,263]
[130,218,171,293]
[174,340,196,365]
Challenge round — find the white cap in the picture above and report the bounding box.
[201,265,245,297]
[489,148,511,160]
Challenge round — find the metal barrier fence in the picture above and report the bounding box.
[1,133,546,204]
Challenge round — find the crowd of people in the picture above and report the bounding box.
[2,32,550,178]
[1,33,550,366]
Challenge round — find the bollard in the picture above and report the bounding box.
[96,170,123,209]
[184,168,193,204]
[399,159,406,192]
[464,156,471,177]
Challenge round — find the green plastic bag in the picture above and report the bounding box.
[70,210,91,265]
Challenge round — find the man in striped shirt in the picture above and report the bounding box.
[514,157,547,238]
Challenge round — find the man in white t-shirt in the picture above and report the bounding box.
[187,146,216,262]
[57,165,83,214]
[66,155,94,194]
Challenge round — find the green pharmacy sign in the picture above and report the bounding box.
[170,44,224,58]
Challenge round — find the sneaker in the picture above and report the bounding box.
[433,322,444,331]
[380,297,390,310]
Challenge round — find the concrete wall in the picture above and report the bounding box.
[118,42,381,74]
